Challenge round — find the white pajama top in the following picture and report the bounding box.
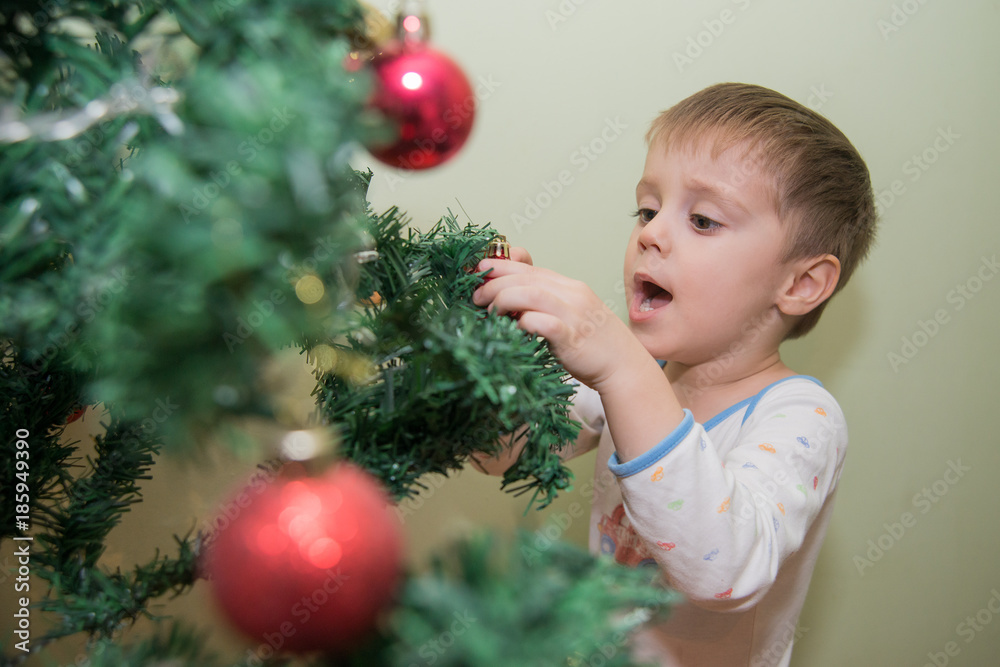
[568,375,848,667]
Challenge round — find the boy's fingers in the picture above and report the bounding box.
[489,284,576,322]
[472,280,496,306]
[477,258,528,275]
[478,261,580,291]
[511,310,566,343]
[510,246,533,265]
[472,266,526,305]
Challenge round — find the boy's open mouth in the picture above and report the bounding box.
[638,280,672,312]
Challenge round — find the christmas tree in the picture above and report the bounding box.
[0,0,678,664]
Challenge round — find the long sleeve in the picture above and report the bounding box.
[560,379,607,461]
[608,378,847,612]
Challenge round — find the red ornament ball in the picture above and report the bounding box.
[203,463,403,653]
[365,41,475,170]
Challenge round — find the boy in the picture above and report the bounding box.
[471,82,876,666]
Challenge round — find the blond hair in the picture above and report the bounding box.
[646,83,876,338]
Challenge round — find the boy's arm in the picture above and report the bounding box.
[613,382,847,611]
[592,346,686,463]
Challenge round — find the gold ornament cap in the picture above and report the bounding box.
[485,234,511,260]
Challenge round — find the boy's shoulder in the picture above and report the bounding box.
[741,375,840,422]
[711,375,848,459]
[707,375,845,439]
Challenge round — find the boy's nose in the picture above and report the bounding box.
[637,213,670,255]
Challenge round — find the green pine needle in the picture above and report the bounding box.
[322,531,681,667]
[314,197,580,511]
[1,1,671,664]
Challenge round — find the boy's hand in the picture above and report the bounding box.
[473,258,643,391]
[475,252,685,464]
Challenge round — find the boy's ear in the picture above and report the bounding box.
[776,254,841,317]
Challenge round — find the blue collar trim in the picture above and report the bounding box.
[703,375,823,432]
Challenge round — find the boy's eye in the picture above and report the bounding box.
[691,214,721,232]
[633,208,658,223]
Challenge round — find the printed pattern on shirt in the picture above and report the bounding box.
[575,377,847,666]
[607,381,847,608]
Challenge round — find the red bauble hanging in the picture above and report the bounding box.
[203,462,404,654]
[364,11,475,170]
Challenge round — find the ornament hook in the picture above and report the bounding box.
[396,0,430,46]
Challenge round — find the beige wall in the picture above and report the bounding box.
[356,0,1000,665]
[6,2,999,666]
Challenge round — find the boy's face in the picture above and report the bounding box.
[624,139,793,365]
